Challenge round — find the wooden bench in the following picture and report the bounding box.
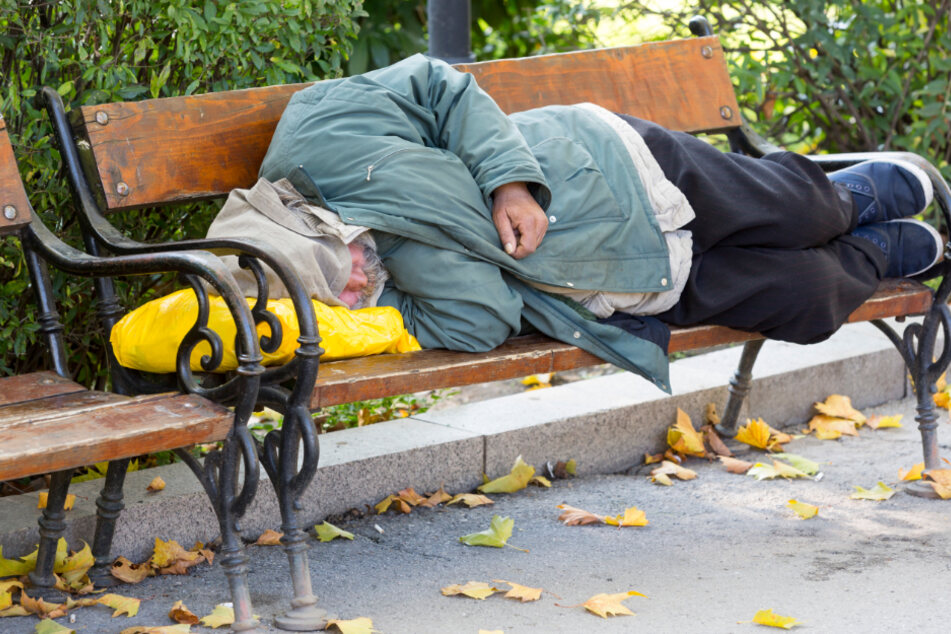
[37,16,951,630]
[1,116,270,630]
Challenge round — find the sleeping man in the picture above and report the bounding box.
[252,54,940,392]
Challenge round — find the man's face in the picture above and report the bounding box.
[338,242,368,308]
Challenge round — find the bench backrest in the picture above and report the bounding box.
[0,117,33,236]
[74,35,739,212]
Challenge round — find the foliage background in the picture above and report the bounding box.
[2,0,950,384]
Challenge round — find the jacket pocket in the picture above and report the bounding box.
[530,137,627,229]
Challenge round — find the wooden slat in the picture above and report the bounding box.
[309,281,932,408]
[79,83,308,211]
[0,394,232,481]
[81,37,739,211]
[0,390,129,426]
[456,37,739,131]
[0,116,32,235]
[0,372,86,407]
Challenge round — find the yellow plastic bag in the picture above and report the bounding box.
[110,289,420,373]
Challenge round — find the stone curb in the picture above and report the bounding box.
[0,321,909,560]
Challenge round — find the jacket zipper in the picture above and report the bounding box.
[365,147,429,181]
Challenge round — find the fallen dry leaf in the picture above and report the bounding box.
[866,414,903,429]
[478,456,535,494]
[556,504,605,526]
[152,539,205,576]
[34,619,74,634]
[530,475,552,488]
[770,453,820,476]
[604,507,648,527]
[705,402,721,426]
[447,493,494,508]
[752,608,801,629]
[747,461,810,481]
[396,487,426,506]
[97,593,141,618]
[374,494,410,515]
[146,477,166,492]
[899,462,924,482]
[719,456,753,474]
[815,394,866,425]
[786,499,818,519]
[551,459,577,478]
[254,529,283,546]
[441,581,500,600]
[110,556,151,584]
[120,626,191,634]
[0,604,30,617]
[651,473,673,486]
[923,469,951,499]
[735,419,779,451]
[37,493,76,511]
[650,460,697,481]
[808,415,859,439]
[168,600,199,625]
[850,482,896,501]
[20,592,66,619]
[643,452,664,465]
[521,373,553,389]
[667,408,707,458]
[934,390,950,410]
[199,604,234,629]
[315,521,354,543]
[325,617,379,634]
[419,487,452,508]
[701,424,732,457]
[0,545,36,578]
[493,580,542,602]
[459,515,526,551]
[0,579,21,611]
[558,590,646,618]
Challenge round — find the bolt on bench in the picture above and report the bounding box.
[36,16,951,631]
[1,115,272,630]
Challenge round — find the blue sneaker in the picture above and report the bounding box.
[851,219,944,278]
[828,159,933,225]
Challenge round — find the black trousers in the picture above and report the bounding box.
[616,115,887,344]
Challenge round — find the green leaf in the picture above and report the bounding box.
[459,515,526,551]
[771,453,820,476]
[34,619,75,634]
[314,521,354,543]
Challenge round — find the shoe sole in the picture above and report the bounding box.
[890,217,945,277]
[860,158,935,214]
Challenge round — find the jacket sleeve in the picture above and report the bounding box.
[363,54,551,207]
[375,235,523,352]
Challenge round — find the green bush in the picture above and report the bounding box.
[613,0,951,178]
[0,0,365,381]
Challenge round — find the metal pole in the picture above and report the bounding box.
[427,0,475,64]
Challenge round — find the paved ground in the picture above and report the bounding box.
[5,394,951,633]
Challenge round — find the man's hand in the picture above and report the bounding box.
[491,182,548,259]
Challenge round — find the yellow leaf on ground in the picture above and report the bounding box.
[0,545,35,578]
[168,600,199,625]
[419,487,452,508]
[650,460,697,481]
[934,391,951,410]
[560,591,646,618]
[146,477,166,492]
[815,394,866,425]
[315,521,355,543]
[397,487,426,506]
[643,452,664,465]
[493,580,542,602]
[37,493,76,511]
[530,475,552,488]
[604,507,649,527]
[254,529,283,546]
[20,592,66,618]
[478,456,535,494]
[34,619,75,634]
[151,539,200,570]
[0,579,21,611]
[666,408,707,458]
[771,453,820,476]
[747,461,810,481]
[521,373,553,388]
[565,459,576,475]
[374,494,410,515]
[808,415,859,439]
[923,469,951,499]
[651,472,673,486]
[556,504,605,526]
[701,424,732,457]
[120,625,192,634]
[735,419,777,451]
[441,581,500,600]
[866,414,903,429]
[98,593,140,617]
[110,557,151,584]
[899,462,925,481]
[326,617,379,634]
[0,605,30,617]
[753,608,801,629]
[199,604,234,628]
[786,499,819,519]
[850,482,896,501]
[460,515,526,551]
[446,493,494,508]
[719,456,753,474]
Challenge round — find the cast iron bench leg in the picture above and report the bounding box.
[26,469,73,601]
[86,458,130,587]
[718,339,766,436]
